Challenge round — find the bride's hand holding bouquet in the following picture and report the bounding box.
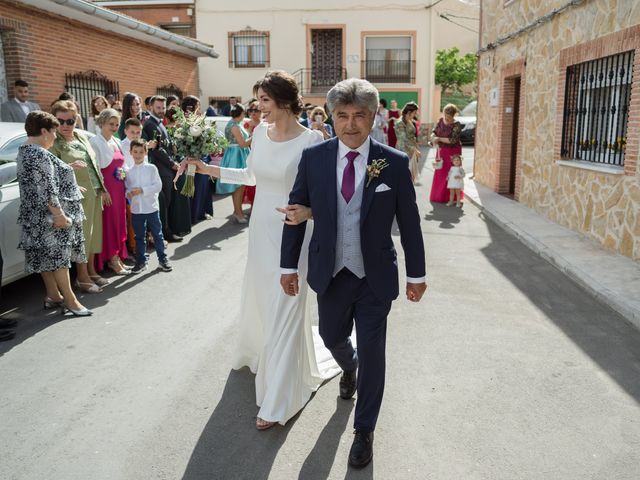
[169,108,228,197]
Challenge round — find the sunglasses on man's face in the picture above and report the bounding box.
[56,118,76,126]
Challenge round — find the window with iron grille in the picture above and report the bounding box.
[228,30,269,68]
[156,84,184,99]
[64,70,119,120]
[363,36,414,84]
[561,51,634,167]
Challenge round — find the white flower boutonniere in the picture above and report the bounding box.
[366,159,389,187]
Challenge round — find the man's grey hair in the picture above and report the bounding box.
[326,78,379,114]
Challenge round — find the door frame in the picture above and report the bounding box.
[305,24,346,89]
[496,59,526,199]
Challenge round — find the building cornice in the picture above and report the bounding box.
[17,0,217,58]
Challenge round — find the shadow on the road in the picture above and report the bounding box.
[181,368,295,480]
[480,214,640,403]
[0,209,248,355]
[424,202,465,229]
[171,216,247,262]
[0,273,68,357]
[297,397,366,480]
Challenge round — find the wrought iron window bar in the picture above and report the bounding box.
[561,50,634,167]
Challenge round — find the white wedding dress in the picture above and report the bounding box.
[219,123,341,424]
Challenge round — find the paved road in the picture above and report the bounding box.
[1,147,639,480]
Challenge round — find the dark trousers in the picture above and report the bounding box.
[132,211,166,265]
[158,176,174,237]
[317,268,392,433]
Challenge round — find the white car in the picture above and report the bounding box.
[0,122,29,286]
[204,115,231,136]
[0,123,94,286]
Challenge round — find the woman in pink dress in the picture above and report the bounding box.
[430,103,463,203]
[89,109,130,274]
[386,99,401,148]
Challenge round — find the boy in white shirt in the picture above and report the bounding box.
[121,118,156,170]
[125,139,172,273]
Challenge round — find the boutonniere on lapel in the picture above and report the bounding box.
[366,159,389,187]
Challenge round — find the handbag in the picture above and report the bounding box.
[432,146,443,170]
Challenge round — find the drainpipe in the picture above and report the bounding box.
[48,0,219,57]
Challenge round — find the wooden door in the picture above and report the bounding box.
[311,29,343,90]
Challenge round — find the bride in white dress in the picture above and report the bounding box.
[189,71,340,429]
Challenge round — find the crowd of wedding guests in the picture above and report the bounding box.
[3,86,231,321]
[0,78,464,333]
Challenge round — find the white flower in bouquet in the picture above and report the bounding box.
[167,108,228,197]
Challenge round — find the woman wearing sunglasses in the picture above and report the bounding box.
[49,100,110,292]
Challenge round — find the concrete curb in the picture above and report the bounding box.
[463,179,640,330]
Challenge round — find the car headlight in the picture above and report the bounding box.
[462,122,476,131]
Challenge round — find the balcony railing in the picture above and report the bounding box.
[362,60,415,84]
[292,67,348,96]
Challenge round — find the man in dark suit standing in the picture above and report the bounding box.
[1,80,41,123]
[221,96,238,116]
[142,95,182,242]
[280,78,427,469]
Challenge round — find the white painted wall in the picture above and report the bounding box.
[195,0,478,119]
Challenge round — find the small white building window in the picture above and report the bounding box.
[228,30,270,68]
[363,36,413,83]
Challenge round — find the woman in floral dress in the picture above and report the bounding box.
[17,111,92,316]
[430,103,463,203]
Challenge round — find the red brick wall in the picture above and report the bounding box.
[107,5,194,28]
[495,59,526,198]
[0,1,198,112]
[555,25,640,177]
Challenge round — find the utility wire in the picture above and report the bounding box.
[478,0,585,53]
[439,14,479,33]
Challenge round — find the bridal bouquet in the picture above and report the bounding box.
[168,108,228,197]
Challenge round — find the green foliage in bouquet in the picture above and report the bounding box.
[167,108,228,197]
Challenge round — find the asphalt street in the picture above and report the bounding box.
[1,147,639,480]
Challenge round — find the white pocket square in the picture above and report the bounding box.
[375,183,391,193]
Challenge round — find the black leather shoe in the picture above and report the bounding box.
[166,234,183,243]
[339,369,357,399]
[0,318,18,329]
[0,330,16,342]
[349,430,373,468]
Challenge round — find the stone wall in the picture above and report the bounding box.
[475,0,640,260]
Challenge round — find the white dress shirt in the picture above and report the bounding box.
[337,138,368,192]
[125,162,162,214]
[121,138,149,170]
[15,98,30,116]
[283,136,425,284]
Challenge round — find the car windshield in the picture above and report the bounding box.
[460,101,477,117]
[0,134,26,162]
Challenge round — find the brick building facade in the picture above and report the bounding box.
[93,0,196,38]
[0,0,216,119]
[475,0,640,260]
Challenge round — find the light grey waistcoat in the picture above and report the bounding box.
[333,177,366,278]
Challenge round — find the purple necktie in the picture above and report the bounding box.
[341,151,359,203]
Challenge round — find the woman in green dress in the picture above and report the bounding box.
[50,100,109,292]
[394,101,421,183]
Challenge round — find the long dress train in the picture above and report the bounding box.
[220,123,340,424]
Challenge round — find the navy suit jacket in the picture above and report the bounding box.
[281,137,426,303]
[142,116,178,178]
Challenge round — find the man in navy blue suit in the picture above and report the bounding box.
[280,78,426,469]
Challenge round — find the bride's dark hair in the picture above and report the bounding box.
[253,70,304,116]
